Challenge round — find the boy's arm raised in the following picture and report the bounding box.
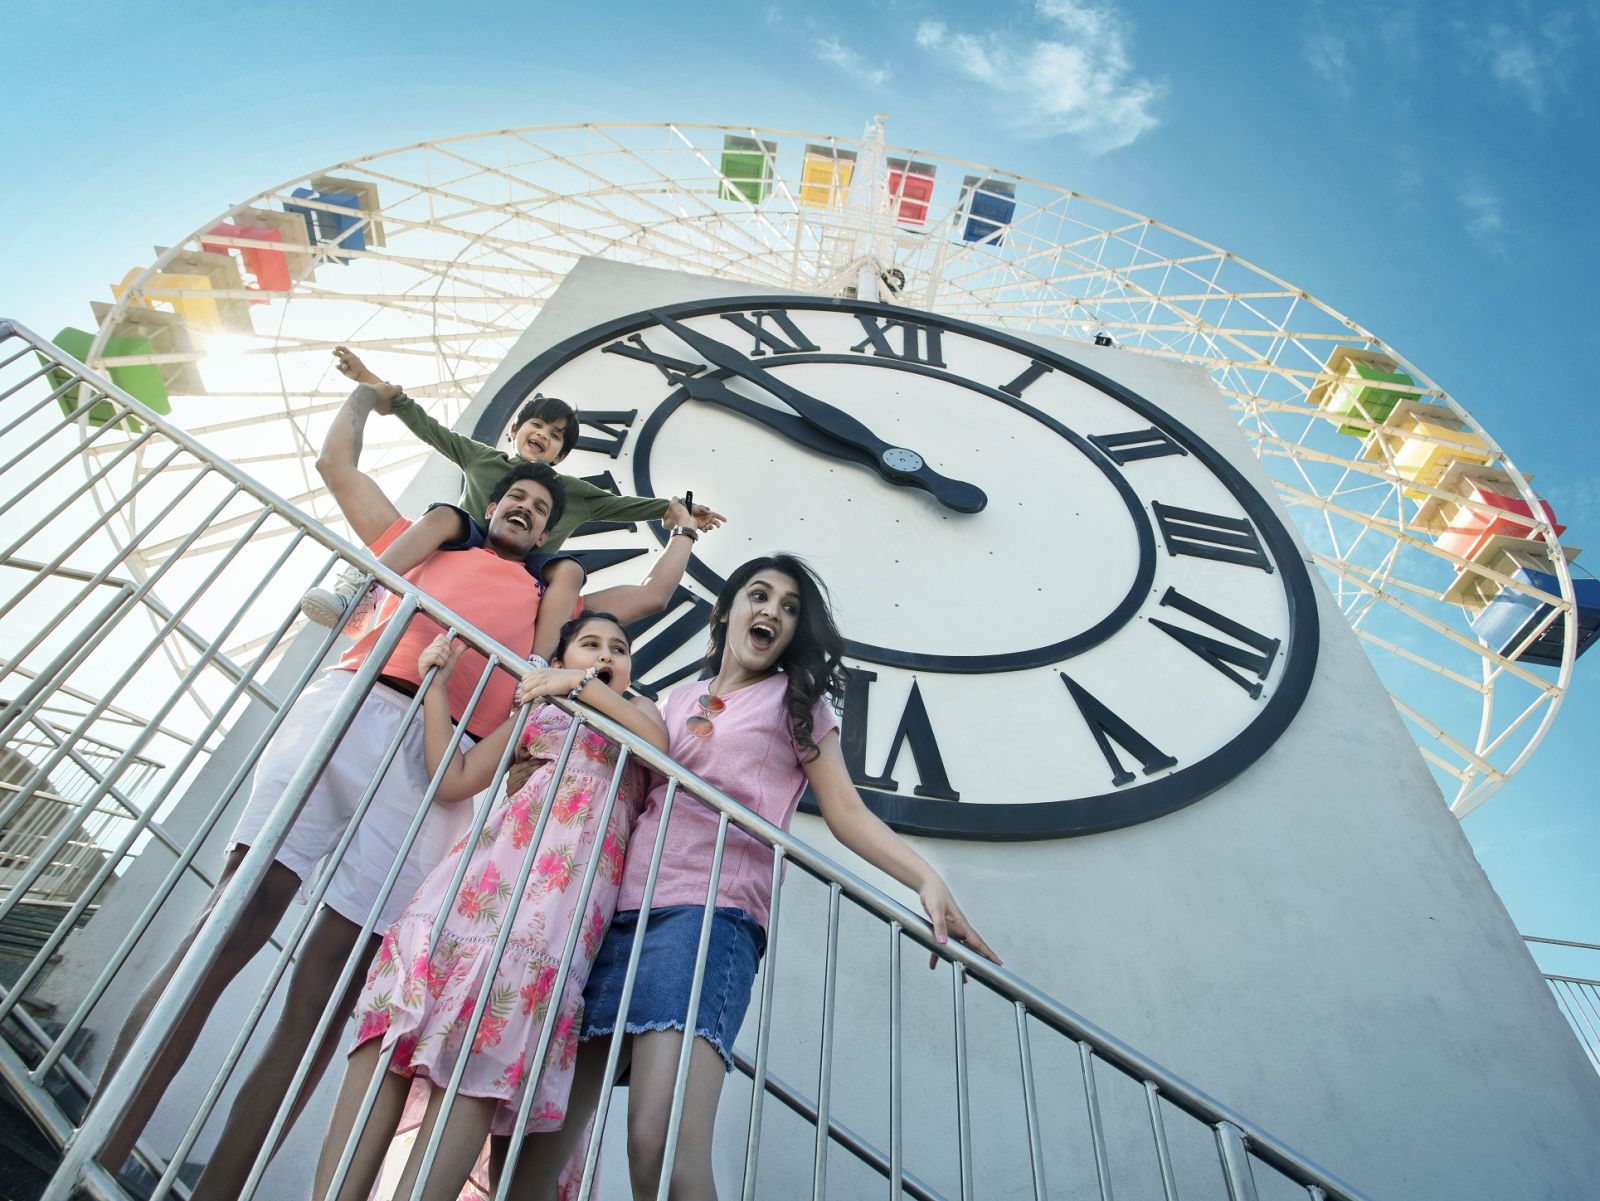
[391,392,508,477]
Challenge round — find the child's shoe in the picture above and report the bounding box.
[301,565,379,632]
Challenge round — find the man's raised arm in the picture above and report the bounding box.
[314,385,403,547]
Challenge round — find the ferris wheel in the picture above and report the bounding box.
[72,119,1591,818]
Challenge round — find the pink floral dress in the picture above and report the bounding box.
[351,703,645,1136]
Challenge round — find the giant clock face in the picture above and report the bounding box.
[477,295,1319,839]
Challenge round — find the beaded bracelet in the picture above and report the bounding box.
[567,664,599,702]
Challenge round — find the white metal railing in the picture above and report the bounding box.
[1523,936,1600,1072]
[2,319,1376,1201]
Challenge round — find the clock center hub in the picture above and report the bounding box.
[881,447,924,473]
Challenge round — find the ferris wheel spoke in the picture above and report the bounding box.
[1310,552,1550,689]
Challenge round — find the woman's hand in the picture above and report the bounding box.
[418,633,464,682]
[515,666,587,704]
[918,874,1002,970]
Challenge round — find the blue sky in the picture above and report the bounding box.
[3,0,1596,967]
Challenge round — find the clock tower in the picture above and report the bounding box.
[387,257,1600,1201]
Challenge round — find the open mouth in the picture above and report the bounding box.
[525,436,548,456]
[504,511,531,531]
[595,666,614,685]
[749,622,776,651]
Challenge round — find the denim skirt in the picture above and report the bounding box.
[580,905,765,1072]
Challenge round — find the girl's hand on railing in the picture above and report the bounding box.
[417,633,464,681]
[919,875,1002,970]
[515,666,587,703]
[505,734,536,796]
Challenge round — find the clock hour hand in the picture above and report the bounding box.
[654,311,987,514]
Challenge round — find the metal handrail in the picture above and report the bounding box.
[1,318,1377,1201]
[1522,936,1600,1075]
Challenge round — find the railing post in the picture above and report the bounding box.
[1215,1121,1260,1201]
[1079,1042,1115,1201]
[40,595,418,1201]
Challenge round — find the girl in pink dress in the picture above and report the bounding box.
[313,612,668,1201]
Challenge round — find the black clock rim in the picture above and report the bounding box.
[475,292,1322,839]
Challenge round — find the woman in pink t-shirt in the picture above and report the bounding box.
[493,553,1000,1200]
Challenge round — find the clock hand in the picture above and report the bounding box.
[654,312,987,514]
[681,374,889,473]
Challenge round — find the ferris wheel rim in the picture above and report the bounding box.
[84,119,1582,817]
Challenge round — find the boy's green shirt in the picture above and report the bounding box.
[391,392,669,550]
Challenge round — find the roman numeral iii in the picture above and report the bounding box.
[1151,501,1273,573]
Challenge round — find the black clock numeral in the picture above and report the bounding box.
[1152,501,1274,573]
[602,334,707,385]
[568,547,651,574]
[849,314,947,368]
[1150,587,1281,700]
[1089,427,1187,466]
[840,670,960,800]
[622,587,712,701]
[1060,673,1178,787]
[574,411,639,460]
[999,359,1054,397]
[719,309,820,357]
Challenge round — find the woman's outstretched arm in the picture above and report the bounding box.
[803,730,1001,966]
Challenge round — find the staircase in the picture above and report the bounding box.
[0,319,1378,1200]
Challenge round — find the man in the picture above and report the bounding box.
[95,385,708,1197]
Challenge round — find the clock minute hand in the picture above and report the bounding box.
[681,374,887,471]
[654,312,987,514]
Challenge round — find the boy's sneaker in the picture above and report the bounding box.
[301,566,378,632]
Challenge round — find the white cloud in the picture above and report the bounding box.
[915,0,1163,152]
[1476,10,1579,114]
[813,35,891,87]
[1302,29,1351,96]
[1459,187,1506,241]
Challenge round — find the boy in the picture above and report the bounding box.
[301,347,724,667]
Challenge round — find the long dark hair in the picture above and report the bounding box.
[702,554,848,761]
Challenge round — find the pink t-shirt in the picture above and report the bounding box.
[335,518,545,739]
[616,672,840,929]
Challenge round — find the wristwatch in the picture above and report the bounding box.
[669,526,700,542]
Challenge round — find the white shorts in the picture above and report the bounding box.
[227,670,475,929]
